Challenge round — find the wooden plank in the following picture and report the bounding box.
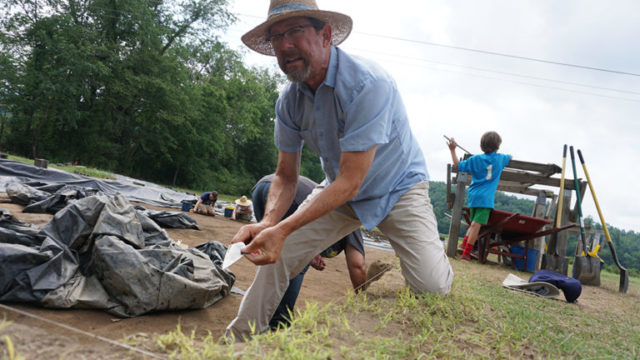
[531,191,548,271]
[446,164,453,209]
[447,173,468,258]
[452,167,582,190]
[499,170,580,190]
[506,159,561,175]
[496,184,555,197]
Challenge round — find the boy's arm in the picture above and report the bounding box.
[447,138,459,171]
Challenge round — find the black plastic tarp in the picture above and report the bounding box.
[133,205,200,230]
[0,159,197,208]
[4,181,200,230]
[0,194,234,317]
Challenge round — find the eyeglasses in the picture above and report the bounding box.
[266,24,314,45]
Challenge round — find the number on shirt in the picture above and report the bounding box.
[486,165,492,180]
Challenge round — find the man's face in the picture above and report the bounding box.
[268,17,330,84]
[209,194,215,201]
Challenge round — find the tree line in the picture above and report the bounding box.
[0,0,324,195]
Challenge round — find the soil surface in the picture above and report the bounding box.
[0,199,637,359]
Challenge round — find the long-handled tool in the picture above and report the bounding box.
[569,146,600,285]
[541,145,569,275]
[577,149,629,293]
[443,135,472,155]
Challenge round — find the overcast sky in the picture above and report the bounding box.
[220,0,640,232]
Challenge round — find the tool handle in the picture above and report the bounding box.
[569,145,575,161]
[443,135,472,155]
[555,144,568,228]
[577,149,585,164]
[579,150,626,268]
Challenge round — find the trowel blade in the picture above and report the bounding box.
[222,242,245,270]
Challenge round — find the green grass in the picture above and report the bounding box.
[148,266,639,359]
[7,154,114,179]
[0,317,23,360]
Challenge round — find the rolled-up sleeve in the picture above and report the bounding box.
[340,79,394,152]
[274,96,304,153]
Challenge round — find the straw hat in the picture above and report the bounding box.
[502,273,561,298]
[235,195,253,207]
[241,0,353,56]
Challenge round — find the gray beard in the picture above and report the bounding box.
[286,64,311,83]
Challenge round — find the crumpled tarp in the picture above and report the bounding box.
[6,182,99,214]
[0,158,197,208]
[0,194,234,317]
[133,205,200,230]
[5,182,199,230]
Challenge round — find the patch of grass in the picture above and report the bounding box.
[6,153,114,179]
[0,317,23,360]
[152,266,639,359]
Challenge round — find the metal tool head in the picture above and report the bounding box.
[222,242,245,270]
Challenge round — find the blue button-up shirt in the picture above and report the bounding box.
[274,46,429,230]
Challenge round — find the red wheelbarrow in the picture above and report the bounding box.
[463,208,576,271]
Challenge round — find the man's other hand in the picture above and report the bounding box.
[311,254,326,271]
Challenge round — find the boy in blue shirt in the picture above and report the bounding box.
[448,132,511,261]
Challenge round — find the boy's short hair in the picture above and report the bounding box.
[480,131,502,153]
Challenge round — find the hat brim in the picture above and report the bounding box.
[235,199,253,206]
[241,10,352,56]
[502,273,561,298]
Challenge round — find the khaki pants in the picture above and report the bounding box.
[195,203,214,214]
[226,181,453,339]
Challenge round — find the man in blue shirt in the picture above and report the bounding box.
[191,191,217,216]
[226,0,453,339]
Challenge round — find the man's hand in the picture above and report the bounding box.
[239,225,289,265]
[230,222,269,245]
[310,254,326,271]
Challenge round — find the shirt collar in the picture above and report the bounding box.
[296,46,338,95]
[323,45,338,88]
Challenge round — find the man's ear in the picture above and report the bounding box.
[322,25,332,47]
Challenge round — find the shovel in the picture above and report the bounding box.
[577,150,629,293]
[541,145,569,275]
[569,146,601,286]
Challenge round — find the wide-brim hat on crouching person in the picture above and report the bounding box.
[241,0,353,56]
[235,196,253,207]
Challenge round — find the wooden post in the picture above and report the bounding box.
[531,191,547,271]
[447,172,468,257]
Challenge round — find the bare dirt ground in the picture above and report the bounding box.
[0,199,637,359]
